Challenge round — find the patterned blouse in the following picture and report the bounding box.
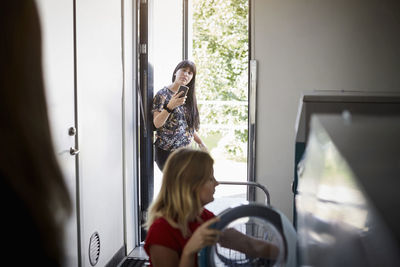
[152,87,194,151]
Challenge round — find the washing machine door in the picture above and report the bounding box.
[198,204,296,267]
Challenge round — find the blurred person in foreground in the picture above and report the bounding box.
[0,0,71,265]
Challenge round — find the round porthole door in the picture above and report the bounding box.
[199,204,294,267]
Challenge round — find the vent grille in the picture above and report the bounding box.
[89,231,100,266]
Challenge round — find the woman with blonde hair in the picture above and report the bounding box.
[144,148,279,267]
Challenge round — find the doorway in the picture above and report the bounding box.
[188,0,250,213]
[144,0,250,218]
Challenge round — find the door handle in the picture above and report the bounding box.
[70,147,80,155]
[68,126,77,136]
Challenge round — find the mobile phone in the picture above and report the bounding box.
[177,85,189,98]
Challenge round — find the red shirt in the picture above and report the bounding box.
[144,209,215,267]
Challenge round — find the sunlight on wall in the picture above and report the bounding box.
[151,0,182,93]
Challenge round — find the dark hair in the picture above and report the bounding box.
[0,0,71,264]
[172,60,200,131]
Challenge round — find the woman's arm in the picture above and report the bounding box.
[193,132,207,151]
[219,228,280,259]
[153,92,186,128]
[153,109,170,129]
[180,217,221,267]
[150,217,220,267]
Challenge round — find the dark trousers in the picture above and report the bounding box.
[155,146,171,171]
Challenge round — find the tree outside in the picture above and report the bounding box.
[153,0,249,200]
[192,0,249,163]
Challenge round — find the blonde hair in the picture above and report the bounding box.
[145,148,214,237]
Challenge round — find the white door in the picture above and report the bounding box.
[35,1,79,266]
[37,1,125,266]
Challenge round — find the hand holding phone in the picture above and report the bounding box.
[177,85,189,98]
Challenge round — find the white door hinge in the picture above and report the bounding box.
[139,43,147,54]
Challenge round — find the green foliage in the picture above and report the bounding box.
[201,131,223,151]
[192,0,248,161]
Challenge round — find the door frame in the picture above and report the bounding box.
[136,0,255,241]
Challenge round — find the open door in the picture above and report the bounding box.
[137,0,155,242]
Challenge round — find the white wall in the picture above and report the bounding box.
[75,0,125,265]
[252,0,400,221]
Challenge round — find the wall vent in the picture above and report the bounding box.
[89,231,100,266]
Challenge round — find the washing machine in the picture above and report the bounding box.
[198,202,297,267]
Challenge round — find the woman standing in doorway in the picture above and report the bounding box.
[153,60,207,171]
